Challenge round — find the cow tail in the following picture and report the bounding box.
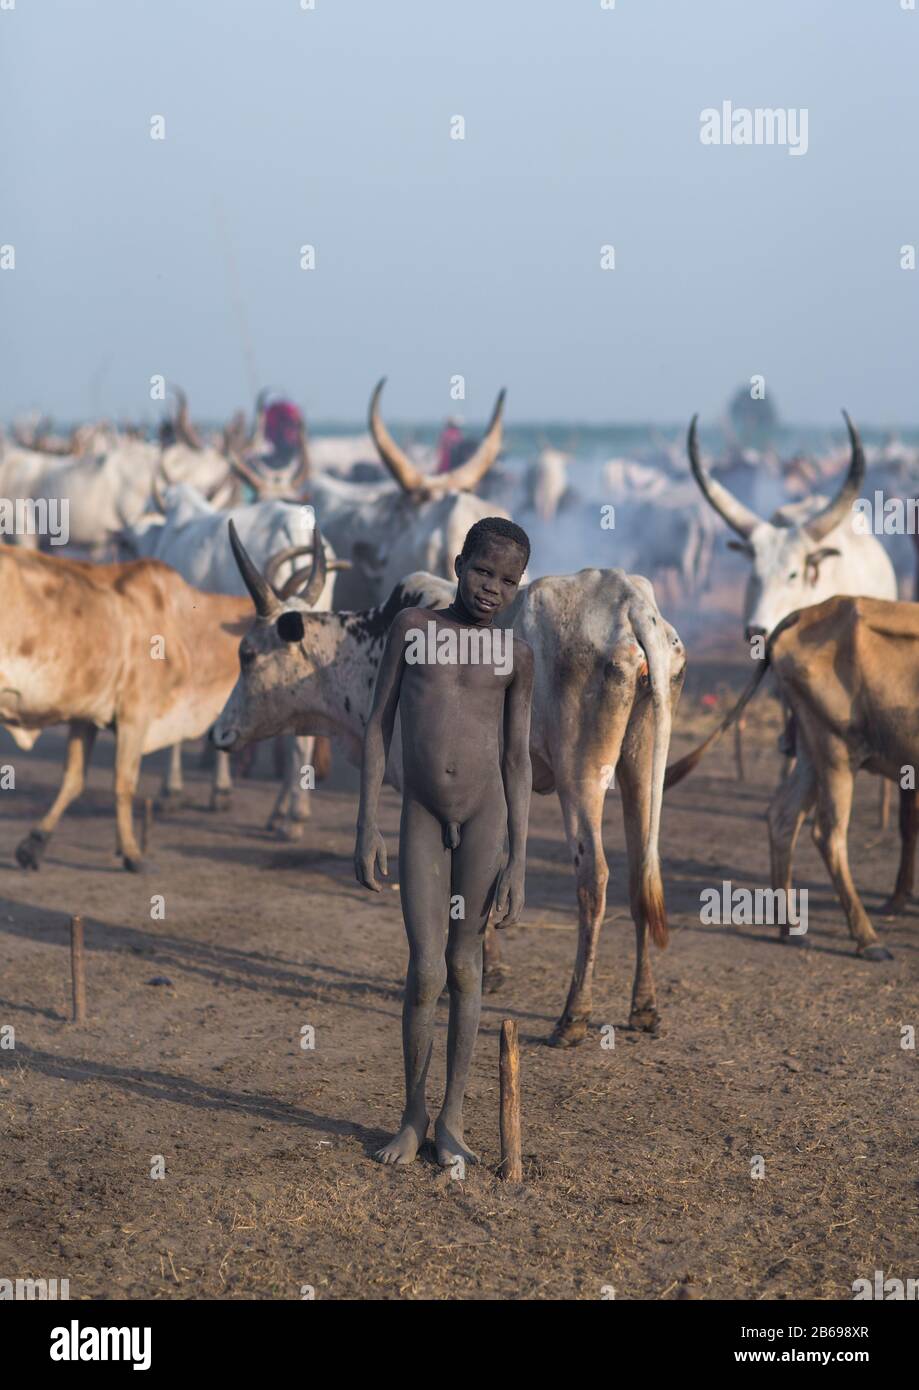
[631,608,672,950]
[664,654,772,790]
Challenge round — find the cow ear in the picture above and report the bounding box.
[727,539,754,556]
[277,611,305,644]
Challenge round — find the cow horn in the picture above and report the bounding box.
[174,387,204,451]
[265,544,350,590]
[204,467,233,503]
[687,415,762,539]
[430,389,506,494]
[229,449,269,498]
[288,418,311,495]
[278,524,327,605]
[264,543,316,588]
[368,378,427,493]
[151,454,178,513]
[222,409,247,456]
[804,411,865,544]
[228,520,279,618]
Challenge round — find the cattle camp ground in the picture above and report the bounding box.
[1,553,916,1304]
[4,1,919,1345]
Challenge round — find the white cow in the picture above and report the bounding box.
[688,412,897,639]
[214,532,687,1046]
[0,392,234,551]
[309,379,510,606]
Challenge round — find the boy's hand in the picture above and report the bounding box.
[355,826,388,891]
[493,860,525,928]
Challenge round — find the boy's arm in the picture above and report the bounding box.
[494,637,534,927]
[354,609,412,891]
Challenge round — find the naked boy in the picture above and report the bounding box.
[355,517,534,1167]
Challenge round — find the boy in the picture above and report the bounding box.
[355,517,534,1167]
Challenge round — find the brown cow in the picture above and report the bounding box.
[666,594,919,959]
[0,541,325,869]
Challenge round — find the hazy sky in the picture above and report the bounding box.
[3,0,918,425]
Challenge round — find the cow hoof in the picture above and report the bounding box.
[548,1016,589,1048]
[15,830,48,870]
[154,790,187,816]
[209,789,232,813]
[122,855,145,873]
[858,943,893,962]
[483,964,510,995]
[273,822,304,842]
[628,1006,660,1034]
[878,896,909,918]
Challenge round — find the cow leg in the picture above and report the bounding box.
[879,787,917,916]
[267,735,313,839]
[549,783,610,1047]
[16,721,97,869]
[768,753,817,934]
[288,735,314,828]
[209,750,233,812]
[878,777,891,832]
[113,725,146,871]
[155,743,188,813]
[811,764,892,961]
[482,918,509,992]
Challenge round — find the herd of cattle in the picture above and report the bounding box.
[1,385,917,1043]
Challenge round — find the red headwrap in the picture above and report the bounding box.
[265,400,303,450]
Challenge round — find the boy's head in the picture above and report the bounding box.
[454,516,531,620]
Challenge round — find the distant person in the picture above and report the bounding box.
[263,399,306,469]
[436,417,465,474]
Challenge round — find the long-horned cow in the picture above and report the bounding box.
[214,525,686,1045]
[119,484,343,833]
[310,380,510,606]
[0,539,329,870]
[688,412,897,640]
[0,390,234,551]
[666,594,919,961]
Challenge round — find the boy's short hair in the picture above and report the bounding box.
[461,516,531,568]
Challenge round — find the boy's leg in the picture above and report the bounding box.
[437,791,506,1167]
[376,795,452,1165]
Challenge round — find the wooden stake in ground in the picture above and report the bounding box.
[141,797,154,854]
[499,1018,522,1181]
[70,915,86,1024]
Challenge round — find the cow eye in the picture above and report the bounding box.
[239,645,256,667]
[788,571,798,580]
[277,611,305,644]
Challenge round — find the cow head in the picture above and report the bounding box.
[688,411,864,639]
[212,520,339,751]
[368,378,505,502]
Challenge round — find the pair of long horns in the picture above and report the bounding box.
[228,519,333,615]
[228,420,311,500]
[369,378,505,496]
[150,452,230,513]
[688,410,864,544]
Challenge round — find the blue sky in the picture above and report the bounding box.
[2,0,918,424]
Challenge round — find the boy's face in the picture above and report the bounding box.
[454,536,527,620]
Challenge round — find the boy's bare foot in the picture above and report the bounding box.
[374,1113,429,1165]
[434,1117,479,1168]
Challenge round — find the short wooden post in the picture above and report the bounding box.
[70,915,86,1024]
[499,1019,522,1181]
[141,797,154,853]
[734,718,746,783]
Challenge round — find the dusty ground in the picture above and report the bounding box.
[1,640,917,1301]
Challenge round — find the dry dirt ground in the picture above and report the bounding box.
[1,644,917,1301]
